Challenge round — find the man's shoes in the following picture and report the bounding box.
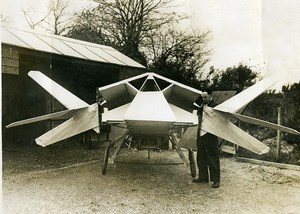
[212,182,220,188]
[192,178,208,183]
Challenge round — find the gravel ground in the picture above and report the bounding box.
[2,142,300,214]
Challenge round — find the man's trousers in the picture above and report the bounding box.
[196,132,220,182]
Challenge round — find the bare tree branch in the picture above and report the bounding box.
[22,0,75,35]
[68,0,186,65]
[147,28,212,85]
[22,8,52,29]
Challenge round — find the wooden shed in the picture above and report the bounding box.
[1,25,145,145]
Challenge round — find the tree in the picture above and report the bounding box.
[149,29,211,87]
[250,91,282,121]
[282,82,300,144]
[65,9,105,44]
[23,7,52,30]
[208,64,258,92]
[1,14,13,24]
[23,0,74,35]
[67,0,186,65]
[46,0,74,35]
[243,82,300,144]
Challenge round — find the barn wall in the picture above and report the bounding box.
[119,66,144,80]
[2,45,19,75]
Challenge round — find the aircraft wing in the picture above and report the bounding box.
[6,109,76,128]
[214,75,279,113]
[178,108,271,154]
[212,74,300,136]
[228,112,300,135]
[35,104,98,147]
[202,107,270,155]
[28,71,89,109]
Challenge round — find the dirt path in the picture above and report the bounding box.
[2,149,300,214]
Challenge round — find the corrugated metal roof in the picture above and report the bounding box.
[1,25,145,68]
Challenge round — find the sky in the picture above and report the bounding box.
[1,0,96,30]
[1,0,300,87]
[186,0,300,87]
[186,0,263,70]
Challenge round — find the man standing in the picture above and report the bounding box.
[192,89,220,188]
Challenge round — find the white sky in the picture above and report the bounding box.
[1,0,300,86]
[186,0,300,87]
[187,0,263,69]
[1,0,96,30]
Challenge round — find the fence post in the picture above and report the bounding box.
[276,107,282,161]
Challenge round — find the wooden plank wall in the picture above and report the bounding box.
[2,45,19,75]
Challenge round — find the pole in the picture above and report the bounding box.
[276,107,282,161]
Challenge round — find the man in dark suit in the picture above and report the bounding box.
[193,89,220,188]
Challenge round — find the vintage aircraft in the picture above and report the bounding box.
[6,71,300,175]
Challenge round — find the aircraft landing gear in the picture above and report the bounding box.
[102,143,111,175]
[188,149,196,178]
[101,130,128,175]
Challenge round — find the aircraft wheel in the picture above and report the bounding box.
[102,144,110,175]
[188,149,197,178]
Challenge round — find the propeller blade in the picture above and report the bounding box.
[202,108,270,155]
[28,71,89,109]
[214,75,279,113]
[35,104,98,147]
[228,112,300,136]
[6,109,77,128]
